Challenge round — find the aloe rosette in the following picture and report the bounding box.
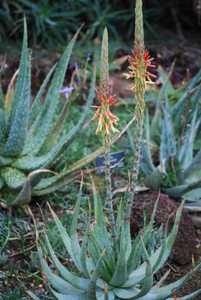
[38,182,201,300]
[0,20,96,206]
[141,71,201,205]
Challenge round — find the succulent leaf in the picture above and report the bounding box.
[48,204,85,273]
[10,169,54,206]
[165,184,193,199]
[51,289,88,300]
[140,111,155,175]
[133,240,153,298]
[154,202,183,273]
[137,265,200,299]
[96,289,115,300]
[1,167,26,189]
[0,156,13,167]
[44,233,90,290]
[26,291,41,300]
[91,179,114,265]
[183,150,201,183]
[182,187,201,203]
[39,101,69,154]
[30,64,56,124]
[166,289,201,300]
[142,69,201,202]
[179,104,200,170]
[160,103,176,171]
[39,248,84,295]
[87,249,108,297]
[0,86,4,109]
[0,109,6,149]
[113,287,139,299]
[3,18,31,157]
[110,225,128,286]
[0,176,4,189]
[13,65,95,171]
[172,69,201,120]
[22,29,80,157]
[144,168,163,191]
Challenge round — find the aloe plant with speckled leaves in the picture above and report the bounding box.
[141,70,201,206]
[37,182,201,300]
[35,2,201,299]
[0,19,96,206]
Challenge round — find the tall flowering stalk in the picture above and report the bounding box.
[125,0,155,221]
[92,28,118,241]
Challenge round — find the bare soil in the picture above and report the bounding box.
[131,191,201,297]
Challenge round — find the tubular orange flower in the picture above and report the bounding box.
[125,49,156,88]
[92,89,119,139]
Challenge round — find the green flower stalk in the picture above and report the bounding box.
[125,0,156,221]
[92,28,119,241]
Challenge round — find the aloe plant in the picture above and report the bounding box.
[141,70,201,205]
[0,20,96,206]
[38,181,201,300]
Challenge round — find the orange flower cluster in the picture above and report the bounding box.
[126,49,156,86]
[92,89,119,139]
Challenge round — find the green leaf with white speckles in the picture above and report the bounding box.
[0,156,13,167]
[22,28,81,157]
[1,167,26,189]
[3,18,31,157]
[13,66,95,171]
[0,109,6,149]
[0,86,4,109]
[0,176,4,189]
[30,64,56,125]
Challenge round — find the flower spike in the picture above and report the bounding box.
[125,0,156,222]
[92,28,119,141]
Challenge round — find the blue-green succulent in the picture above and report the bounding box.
[0,20,96,206]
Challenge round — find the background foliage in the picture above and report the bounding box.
[0,0,200,50]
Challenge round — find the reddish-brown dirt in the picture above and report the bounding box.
[130,191,201,297]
